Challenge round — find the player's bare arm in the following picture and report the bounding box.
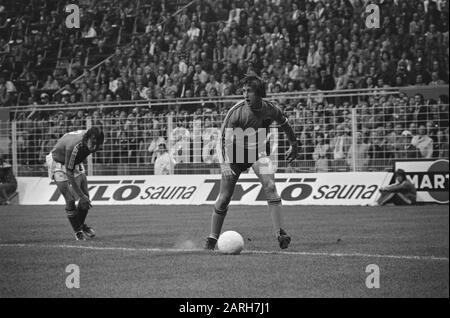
[219,141,237,179]
[221,164,237,179]
[218,105,240,180]
[220,130,236,179]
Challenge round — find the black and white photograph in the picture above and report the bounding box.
[0,0,448,302]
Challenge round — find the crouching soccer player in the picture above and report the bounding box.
[45,127,104,240]
[377,169,417,206]
[205,75,298,250]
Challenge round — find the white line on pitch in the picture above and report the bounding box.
[0,243,448,262]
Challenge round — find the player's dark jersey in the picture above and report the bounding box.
[51,130,92,171]
[218,99,288,164]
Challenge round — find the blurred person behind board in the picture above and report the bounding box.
[399,130,421,159]
[313,133,330,172]
[347,132,370,171]
[411,125,434,158]
[377,169,417,206]
[154,143,176,175]
[0,157,17,205]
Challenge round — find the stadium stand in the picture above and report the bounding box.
[0,0,448,106]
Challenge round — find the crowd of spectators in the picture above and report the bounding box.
[12,92,449,173]
[307,92,449,172]
[0,0,449,108]
[0,0,449,173]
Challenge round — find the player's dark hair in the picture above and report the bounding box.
[395,169,407,180]
[241,75,266,98]
[84,126,104,151]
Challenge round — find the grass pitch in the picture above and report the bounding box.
[0,204,448,297]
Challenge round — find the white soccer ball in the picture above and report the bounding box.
[217,231,244,255]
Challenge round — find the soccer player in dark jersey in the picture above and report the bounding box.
[205,75,298,250]
[45,127,104,240]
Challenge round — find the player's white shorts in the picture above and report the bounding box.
[45,153,85,182]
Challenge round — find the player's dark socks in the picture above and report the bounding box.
[267,200,283,236]
[204,237,217,250]
[66,211,82,232]
[77,203,89,225]
[277,228,291,249]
